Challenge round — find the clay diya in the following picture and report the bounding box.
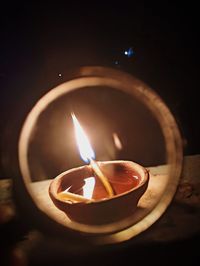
[49,160,149,225]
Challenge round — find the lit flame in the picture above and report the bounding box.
[82,177,95,199]
[71,113,114,198]
[71,113,95,163]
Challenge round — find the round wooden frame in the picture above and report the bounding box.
[19,66,183,245]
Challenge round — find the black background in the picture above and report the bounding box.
[0,1,199,265]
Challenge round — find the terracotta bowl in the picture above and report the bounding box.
[49,160,149,225]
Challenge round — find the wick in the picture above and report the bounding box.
[57,190,94,203]
[89,159,114,197]
[57,159,114,203]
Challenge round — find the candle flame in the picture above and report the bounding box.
[71,113,95,163]
[83,177,95,199]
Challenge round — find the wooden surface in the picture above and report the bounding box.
[0,155,200,265]
[28,168,168,234]
[0,155,200,241]
[138,154,200,242]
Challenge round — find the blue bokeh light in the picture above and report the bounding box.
[124,47,134,58]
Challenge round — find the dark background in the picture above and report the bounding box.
[0,1,199,265]
[0,1,200,177]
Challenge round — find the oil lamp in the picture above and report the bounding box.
[18,66,182,244]
[49,113,149,224]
